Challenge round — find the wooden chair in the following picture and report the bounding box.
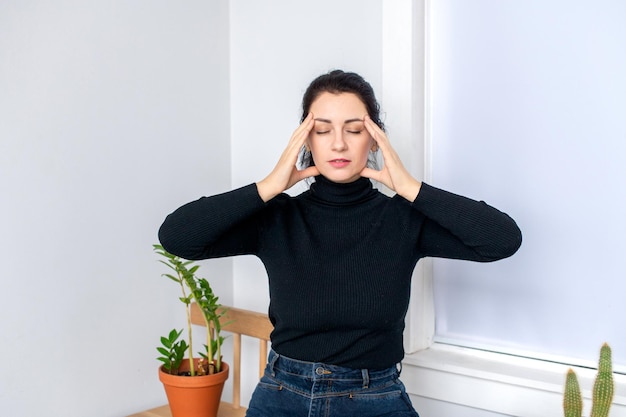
[127,304,273,417]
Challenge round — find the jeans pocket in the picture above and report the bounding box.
[349,388,403,400]
[336,381,419,417]
[248,375,308,417]
[347,379,401,399]
[256,374,284,392]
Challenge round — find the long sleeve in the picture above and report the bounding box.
[412,183,522,262]
[158,183,266,260]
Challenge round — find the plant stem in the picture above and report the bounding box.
[214,316,222,373]
[207,321,213,372]
[179,270,195,376]
[199,313,216,373]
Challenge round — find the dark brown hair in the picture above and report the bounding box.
[300,69,385,131]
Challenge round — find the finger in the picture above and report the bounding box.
[278,113,314,164]
[363,116,391,153]
[360,167,378,180]
[283,117,314,161]
[362,166,396,191]
[290,113,314,145]
[365,116,404,166]
[363,115,385,138]
[287,166,320,189]
[299,166,320,179]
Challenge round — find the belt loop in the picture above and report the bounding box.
[269,351,280,377]
[361,369,370,389]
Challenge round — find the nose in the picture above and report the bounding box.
[331,131,347,151]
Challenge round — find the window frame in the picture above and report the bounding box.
[381,0,434,354]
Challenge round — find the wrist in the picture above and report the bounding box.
[397,178,422,202]
[256,178,280,202]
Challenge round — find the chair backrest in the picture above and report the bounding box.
[190,303,273,409]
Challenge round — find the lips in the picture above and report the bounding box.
[329,158,351,168]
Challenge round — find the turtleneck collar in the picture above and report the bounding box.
[307,175,377,206]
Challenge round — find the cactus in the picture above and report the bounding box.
[590,343,614,417]
[563,343,614,417]
[564,369,583,417]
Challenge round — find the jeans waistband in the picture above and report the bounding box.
[267,350,400,389]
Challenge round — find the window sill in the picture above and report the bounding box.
[402,343,626,417]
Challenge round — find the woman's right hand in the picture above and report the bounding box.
[256,113,320,202]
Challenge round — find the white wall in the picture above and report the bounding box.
[0,1,231,416]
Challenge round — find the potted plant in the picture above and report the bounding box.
[153,244,229,417]
[563,343,614,417]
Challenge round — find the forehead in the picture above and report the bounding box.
[309,92,367,119]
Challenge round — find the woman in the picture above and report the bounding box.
[158,69,522,417]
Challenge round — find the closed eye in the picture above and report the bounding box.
[316,130,330,135]
[347,129,363,134]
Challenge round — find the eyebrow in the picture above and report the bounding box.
[314,118,364,124]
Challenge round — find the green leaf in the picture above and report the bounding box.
[157,259,178,271]
[162,273,180,283]
[168,329,180,341]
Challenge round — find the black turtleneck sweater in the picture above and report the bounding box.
[158,176,522,370]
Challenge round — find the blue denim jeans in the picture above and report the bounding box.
[246,350,420,417]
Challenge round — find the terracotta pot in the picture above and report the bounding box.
[159,359,229,417]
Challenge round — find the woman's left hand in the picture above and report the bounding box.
[360,115,422,202]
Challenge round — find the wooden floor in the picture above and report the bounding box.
[126,402,246,417]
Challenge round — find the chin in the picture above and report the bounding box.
[323,173,361,183]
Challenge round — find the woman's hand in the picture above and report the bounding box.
[256,113,320,202]
[360,115,422,202]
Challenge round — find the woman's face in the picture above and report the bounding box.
[307,92,376,183]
